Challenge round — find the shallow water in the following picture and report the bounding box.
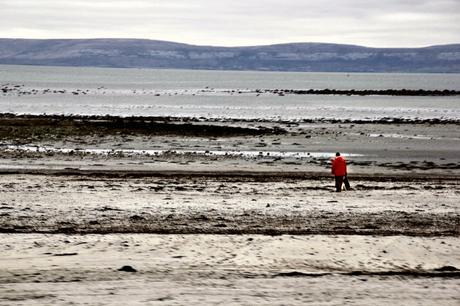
[1,65,460,120]
[1,144,364,159]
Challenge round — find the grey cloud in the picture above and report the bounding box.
[1,0,459,47]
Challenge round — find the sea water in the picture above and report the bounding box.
[1,65,459,120]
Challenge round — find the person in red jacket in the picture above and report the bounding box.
[331,152,351,192]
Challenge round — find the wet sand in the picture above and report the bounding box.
[0,173,459,236]
[0,114,459,304]
[1,114,460,175]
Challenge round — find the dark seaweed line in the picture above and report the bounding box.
[3,84,460,96]
[0,114,286,137]
[273,269,460,279]
[0,227,458,237]
[0,113,459,125]
[267,88,460,96]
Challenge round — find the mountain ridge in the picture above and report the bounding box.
[1,38,459,72]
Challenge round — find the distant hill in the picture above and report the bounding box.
[0,38,459,72]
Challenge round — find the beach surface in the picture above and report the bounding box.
[0,114,459,305]
[1,234,459,305]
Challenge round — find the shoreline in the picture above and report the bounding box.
[4,83,460,97]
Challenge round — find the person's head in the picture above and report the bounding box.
[336,152,341,157]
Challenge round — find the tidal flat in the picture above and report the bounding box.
[0,114,459,305]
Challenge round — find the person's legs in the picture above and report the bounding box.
[335,176,344,192]
[344,175,351,190]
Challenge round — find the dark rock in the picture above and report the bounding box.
[129,215,145,221]
[53,253,78,256]
[434,266,459,272]
[274,271,329,277]
[118,265,137,272]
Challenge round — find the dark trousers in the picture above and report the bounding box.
[335,175,351,192]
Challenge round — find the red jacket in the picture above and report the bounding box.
[332,156,347,176]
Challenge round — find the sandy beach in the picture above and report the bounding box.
[0,114,459,305]
[1,234,459,305]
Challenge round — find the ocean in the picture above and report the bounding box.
[1,65,459,121]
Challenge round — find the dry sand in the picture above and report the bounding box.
[0,234,459,305]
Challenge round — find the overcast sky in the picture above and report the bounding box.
[2,0,460,47]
